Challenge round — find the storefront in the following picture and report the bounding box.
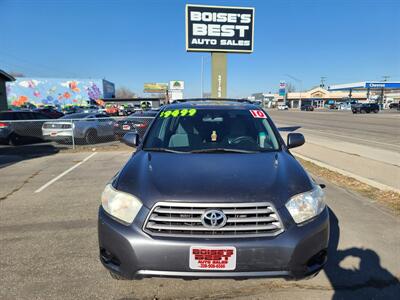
[275,87,367,108]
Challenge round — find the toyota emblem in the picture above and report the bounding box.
[201,209,227,229]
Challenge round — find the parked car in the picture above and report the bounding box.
[351,103,379,114]
[389,102,399,109]
[98,99,329,281]
[277,104,289,110]
[328,104,338,109]
[338,103,352,110]
[114,110,157,139]
[301,104,314,111]
[34,107,64,119]
[62,106,84,115]
[0,110,49,145]
[42,113,115,144]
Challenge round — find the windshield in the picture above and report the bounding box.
[143,108,280,153]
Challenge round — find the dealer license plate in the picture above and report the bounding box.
[189,246,236,270]
[122,125,131,130]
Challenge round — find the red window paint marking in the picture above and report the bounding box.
[249,110,267,118]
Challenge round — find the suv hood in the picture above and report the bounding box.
[115,151,313,210]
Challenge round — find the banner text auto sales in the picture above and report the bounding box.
[186,5,254,52]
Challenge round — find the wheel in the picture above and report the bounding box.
[85,129,98,144]
[8,133,21,146]
[109,271,127,280]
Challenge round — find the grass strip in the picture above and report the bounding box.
[297,156,400,216]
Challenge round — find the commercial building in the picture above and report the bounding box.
[6,77,115,109]
[250,81,400,109]
[328,81,400,108]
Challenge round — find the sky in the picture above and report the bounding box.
[1,0,399,98]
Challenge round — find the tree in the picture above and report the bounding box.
[116,86,136,98]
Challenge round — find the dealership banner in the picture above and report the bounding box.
[186,4,254,53]
[143,83,168,93]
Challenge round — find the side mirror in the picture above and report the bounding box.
[287,133,305,149]
[122,132,140,147]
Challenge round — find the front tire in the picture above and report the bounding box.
[109,271,127,280]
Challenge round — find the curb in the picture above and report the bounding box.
[294,153,400,194]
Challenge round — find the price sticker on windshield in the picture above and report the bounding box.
[250,110,267,118]
[160,109,197,118]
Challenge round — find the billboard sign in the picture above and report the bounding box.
[102,79,115,98]
[365,82,400,89]
[143,83,168,93]
[169,80,185,90]
[279,81,286,96]
[186,4,255,53]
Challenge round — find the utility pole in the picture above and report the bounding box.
[320,76,327,88]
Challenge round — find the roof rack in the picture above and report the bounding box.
[172,98,253,104]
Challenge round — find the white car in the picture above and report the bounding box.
[277,104,289,110]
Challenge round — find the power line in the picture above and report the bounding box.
[0,50,79,77]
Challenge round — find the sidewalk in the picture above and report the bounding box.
[279,128,400,192]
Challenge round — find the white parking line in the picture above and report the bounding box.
[34,152,97,193]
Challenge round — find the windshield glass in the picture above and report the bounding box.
[143,108,280,152]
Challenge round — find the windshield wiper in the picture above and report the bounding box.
[190,148,258,154]
[143,147,186,153]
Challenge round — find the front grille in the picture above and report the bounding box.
[143,202,284,238]
[43,123,72,129]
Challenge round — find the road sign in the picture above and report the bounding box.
[186,4,255,53]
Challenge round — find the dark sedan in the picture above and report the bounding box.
[113,111,157,139]
[301,104,314,111]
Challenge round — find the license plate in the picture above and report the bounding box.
[122,125,131,130]
[50,132,57,136]
[189,246,236,270]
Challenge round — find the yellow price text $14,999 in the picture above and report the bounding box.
[160,109,197,118]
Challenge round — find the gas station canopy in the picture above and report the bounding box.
[328,81,400,91]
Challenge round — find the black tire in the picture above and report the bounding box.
[8,133,21,146]
[85,129,98,144]
[109,271,127,280]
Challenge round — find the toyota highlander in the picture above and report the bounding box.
[98,99,329,280]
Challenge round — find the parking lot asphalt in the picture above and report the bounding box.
[0,150,399,300]
[269,110,400,191]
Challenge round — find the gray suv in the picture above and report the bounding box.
[98,99,329,280]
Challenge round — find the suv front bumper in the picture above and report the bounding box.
[98,206,329,280]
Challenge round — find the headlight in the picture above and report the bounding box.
[285,186,326,224]
[101,184,142,224]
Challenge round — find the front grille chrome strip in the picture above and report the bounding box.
[143,202,284,238]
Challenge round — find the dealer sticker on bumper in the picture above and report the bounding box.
[189,246,236,270]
